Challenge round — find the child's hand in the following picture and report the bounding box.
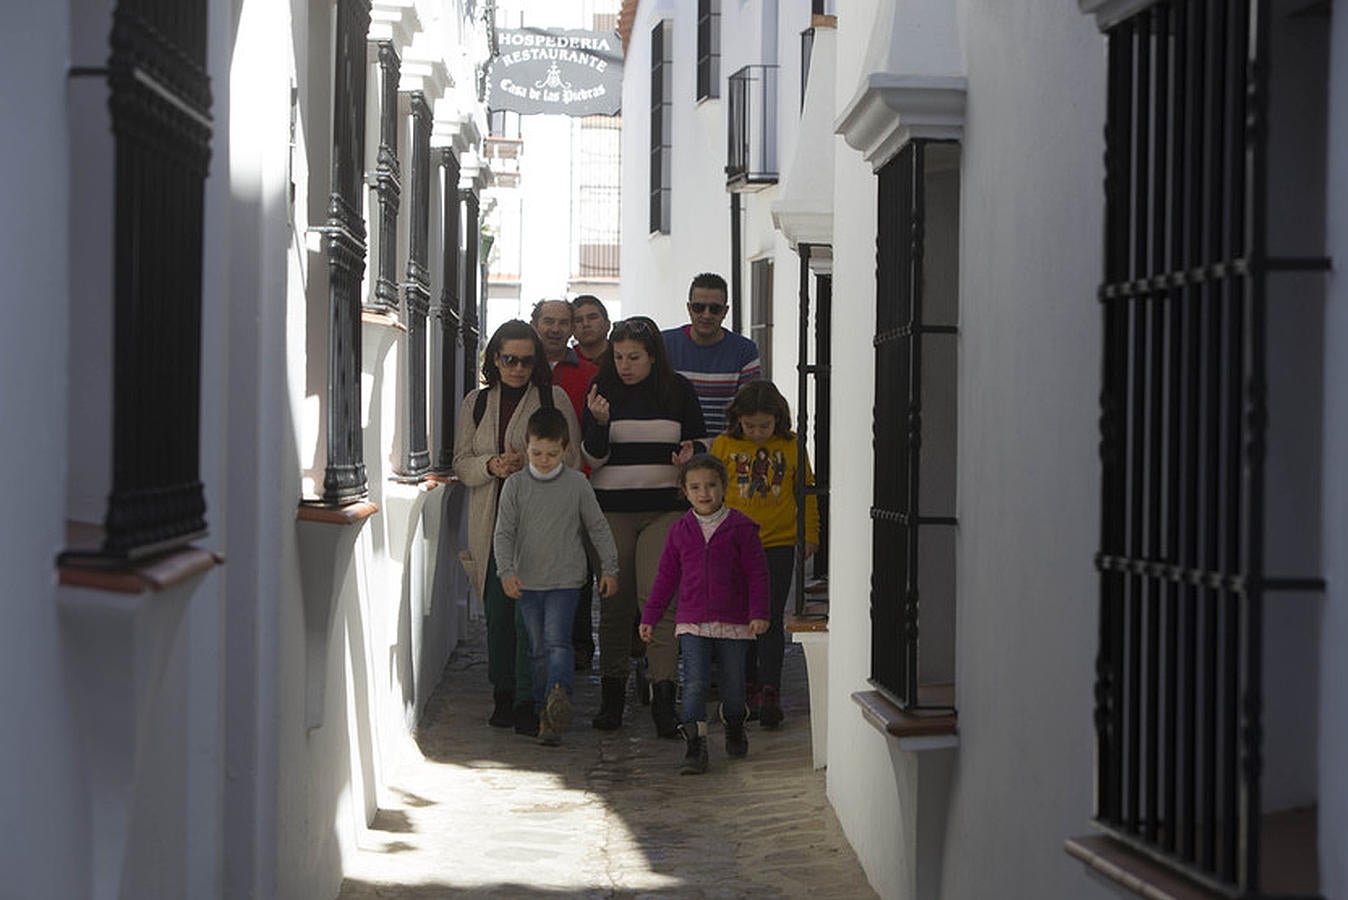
[586,385,611,426]
[749,618,769,636]
[502,575,524,599]
[671,440,694,465]
[804,541,819,559]
[598,575,618,598]
[638,623,654,643]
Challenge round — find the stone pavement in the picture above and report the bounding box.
[338,620,876,899]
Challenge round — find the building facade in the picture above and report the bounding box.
[484,0,624,332]
[618,0,1342,897]
[1,0,495,896]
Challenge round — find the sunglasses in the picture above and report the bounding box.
[498,353,536,369]
[688,302,727,315]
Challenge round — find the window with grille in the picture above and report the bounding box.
[65,0,214,557]
[1088,1,1327,895]
[461,189,482,390]
[750,258,773,378]
[697,0,721,101]
[432,149,462,473]
[317,0,373,504]
[649,20,672,235]
[395,91,432,481]
[871,140,960,711]
[573,115,622,281]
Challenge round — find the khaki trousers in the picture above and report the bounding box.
[599,509,681,681]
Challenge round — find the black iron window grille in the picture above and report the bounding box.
[1090,2,1327,895]
[795,244,832,611]
[318,0,373,505]
[750,258,774,378]
[432,149,462,473]
[77,0,213,559]
[366,41,402,315]
[726,65,779,190]
[697,0,721,101]
[800,26,815,112]
[871,140,960,712]
[461,189,482,389]
[394,92,432,481]
[649,20,672,235]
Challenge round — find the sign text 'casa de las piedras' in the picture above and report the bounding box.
[486,28,623,117]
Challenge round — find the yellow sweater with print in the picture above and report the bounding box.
[710,433,819,548]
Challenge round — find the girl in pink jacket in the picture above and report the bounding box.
[639,454,770,774]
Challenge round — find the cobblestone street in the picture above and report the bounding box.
[338,621,874,898]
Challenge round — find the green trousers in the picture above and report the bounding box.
[483,552,533,706]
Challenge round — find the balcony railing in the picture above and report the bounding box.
[726,64,778,191]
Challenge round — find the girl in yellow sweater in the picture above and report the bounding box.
[710,381,819,727]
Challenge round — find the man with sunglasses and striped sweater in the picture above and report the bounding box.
[661,272,762,437]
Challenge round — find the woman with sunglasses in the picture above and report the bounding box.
[455,320,581,734]
[583,316,708,736]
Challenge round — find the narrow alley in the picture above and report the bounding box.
[337,623,874,898]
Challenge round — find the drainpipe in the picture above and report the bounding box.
[730,191,743,333]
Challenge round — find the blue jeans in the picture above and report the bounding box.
[516,589,581,708]
[679,633,750,724]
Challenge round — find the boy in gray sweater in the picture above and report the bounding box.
[495,407,619,745]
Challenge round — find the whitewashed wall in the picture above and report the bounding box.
[0,4,86,899]
[823,1,1115,897]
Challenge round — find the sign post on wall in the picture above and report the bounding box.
[486,27,623,117]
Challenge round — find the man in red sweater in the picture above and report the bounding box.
[533,299,597,417]
[532,299,600,669]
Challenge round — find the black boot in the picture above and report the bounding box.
[488,691,514,728]
[632,656,651,706]
[724,712,749,758]
[759,684,783,729]
[592,676,626,730]
[651,680,680,738]
[679,722,708,775]
[513,701,539,737]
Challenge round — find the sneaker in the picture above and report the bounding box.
[537,708,561,747]
[545,683,573,734]
[759,685,783,729]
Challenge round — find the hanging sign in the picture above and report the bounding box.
[487,28,623,117]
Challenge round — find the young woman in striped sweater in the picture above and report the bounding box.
[582,317,707,736]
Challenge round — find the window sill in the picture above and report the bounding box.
[58,522,223,594]
[296,500,380,525]
[361,310,408,332]
[851,685,958,751]
[1065,806,1320,900]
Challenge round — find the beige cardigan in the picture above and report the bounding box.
[453,383,581,599]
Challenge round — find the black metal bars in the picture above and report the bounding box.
[461,189,481,391]
[726,65,779,190]
[395,92,432,481]
[99,0,212,557]
[367,42,402,315]
[794,244,832,616]
[697,0,720,101]
[1092,1,1276,893]
[870,140,959,711]
[432,149,462,473]
[319,0,372,504]
[649,20,672,234]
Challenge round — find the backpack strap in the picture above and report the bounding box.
[472,389,490,427]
